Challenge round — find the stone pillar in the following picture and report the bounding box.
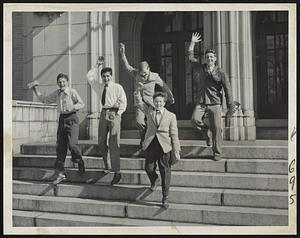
[203,11,256,141]
[87,12,119,140]
[238,11,256,140]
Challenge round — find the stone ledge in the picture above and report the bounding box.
[13,100,57,109]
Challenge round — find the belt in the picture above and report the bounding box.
[156,130,168,133]
[59,111,76,117]
[102,107,118,111]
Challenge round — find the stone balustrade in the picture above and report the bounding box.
[12,100,58,154]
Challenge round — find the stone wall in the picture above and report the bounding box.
[12,12,24,100]
[12,100,58,154]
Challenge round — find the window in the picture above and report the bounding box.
[142,12,204,119]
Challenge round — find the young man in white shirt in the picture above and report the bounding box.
[30,73,85,183]
[87,57,127,185]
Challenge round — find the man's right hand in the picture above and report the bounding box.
[120,43,125,55]
[27,80,39,89]
[96,56,104,67]
[191,32,202,43]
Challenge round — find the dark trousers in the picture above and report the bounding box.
[145,136,171,197]
[54,112,83,172]
[98,109,121,172]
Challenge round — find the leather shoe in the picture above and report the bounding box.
[162,196,169,209]
[214,153,222,161]
[150,177,160,191]
[78,160,85,175]
[206,136,211,147]
[110,172,122,185]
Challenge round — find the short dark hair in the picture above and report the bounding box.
[56,73,69,82]
[153,91,167,101]
[101,67,113,76]
[138,61,149,71]
[205,49,216,56]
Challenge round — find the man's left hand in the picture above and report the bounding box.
[169,97,175,105]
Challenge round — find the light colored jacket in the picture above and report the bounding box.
[143,108,180,155]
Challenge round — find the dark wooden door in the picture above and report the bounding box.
[142,12,204,119]
[256,11,288,119]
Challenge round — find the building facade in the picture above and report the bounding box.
[12,11,288,146]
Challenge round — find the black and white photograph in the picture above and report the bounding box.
[3,2,297,235]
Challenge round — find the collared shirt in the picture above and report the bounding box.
[155,108,165,125]
[37,87,84,114]
[120,58,174,108]
[86,67,127,115]
[188,50,233,108]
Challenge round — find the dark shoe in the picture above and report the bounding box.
[53,172,67,185]
[206,136,211,147]
[111,172,122,185]
[78,160,85,175]
[150,177,160,191]
[133,148,143,157]
[162,196,169,209]
[214,153,222,161]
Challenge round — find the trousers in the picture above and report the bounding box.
[145,136,171,197]
[98,109,121,172]
[55,112,83,172]
[191,104,222,155]
[135,103,152,145]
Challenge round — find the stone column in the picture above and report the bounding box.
[238,11,256,140]
[87,11,101,140]
[87,12,120,140]
[203,11,256,140]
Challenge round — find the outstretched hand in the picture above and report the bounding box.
[191,32,202,43]
[96,56,104,67]
[120,43,125,54]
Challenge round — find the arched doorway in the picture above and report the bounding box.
[142,12,204,119]
[255,11,288,119]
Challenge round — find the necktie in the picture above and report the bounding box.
[155,110,161,126]
[101,84,108,106]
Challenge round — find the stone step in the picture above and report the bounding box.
[13,180,288,209]
[256,128,288,140]
[13,194,288,225]
[13,154,288,174]
[13,167,288,191]
[121,129,204,140]
[13,210,198,227]
[20,139,288,159]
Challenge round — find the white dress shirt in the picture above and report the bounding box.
[37,87,84,114]
[87,66,127,116]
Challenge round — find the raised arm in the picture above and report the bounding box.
[86,56,104,94]
[188,32,202,68]
[119,43,138,78]
[29,81,57,104]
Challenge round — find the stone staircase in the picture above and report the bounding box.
[13,139,288,226]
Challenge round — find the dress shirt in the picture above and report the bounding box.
[155,108,165,126]
[37,87,84,114]
[188,50,233,108]
[87,66,127,115]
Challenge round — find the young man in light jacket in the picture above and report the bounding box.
[143,92,181,209]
